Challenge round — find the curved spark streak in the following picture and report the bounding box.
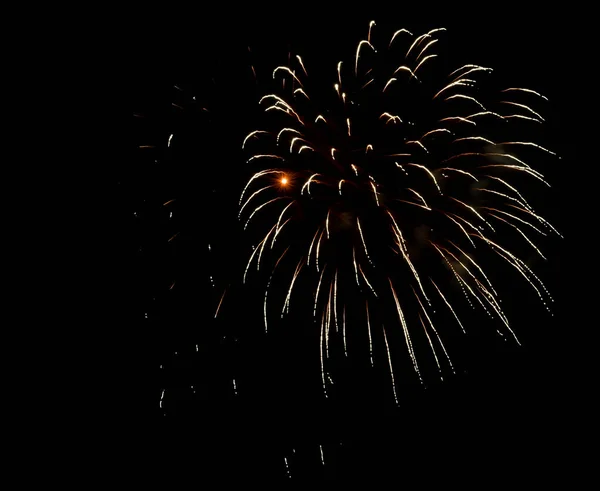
[242,130,269,149]
[406,33,431,58]
[240,170,282,205]
[452,136,495,145]
[414,54,438,74]
[482,207,545,235]
[445,94,487,111]
[393,65,419,79]
[500,101,545,121]
[272,201,295,247]
[439,116,477,125]
[388,28,413,48]
[367,20,376,43]
[383,78,397,92]
[247,154,285,164]
[294,88,310,100]
[277,128,303,144]
[448,64,488,78]
[282,259,304,316]
[355,40,377,76]
[500,141,557,156]
[433,80,476,99]
[244,197,288,230]
[502,87,548,100]
[301,173,321,195]
[416,39,438,61]
[450,197,494,231]
[239,185,274,218]
[404,163,441,192]
[406,188,431,209]
[439,167,479,181]
[380,112,403,124]
[450,66,492,83]
[273,66,304,86]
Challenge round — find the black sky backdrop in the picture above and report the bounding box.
[124,8,581,483]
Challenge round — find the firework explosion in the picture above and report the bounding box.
[240,23,560,403]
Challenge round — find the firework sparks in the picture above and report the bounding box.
[240,23,559,400]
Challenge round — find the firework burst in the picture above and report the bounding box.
[240,23,560,402]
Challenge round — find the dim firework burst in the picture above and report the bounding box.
[240,23,560,403]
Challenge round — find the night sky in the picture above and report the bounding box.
[123,8,579,483]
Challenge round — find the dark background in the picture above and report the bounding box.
[123,7,581,483]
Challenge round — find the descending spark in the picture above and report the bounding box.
[282,259,304,316]
[366,301,374,366]
[334,270,339,332]
[296,55,308,76]
[314,265,328,318]
[264,247,290,333]
[487,212,547,259]
[370,181,380,206]
[342,305,347,356]
[450,197,495,231]
[430,279,466,333]
[419,313,442,379]
[320,311,326,395]
[414,288,454,374]
[356,217,372,265]
[352,247,360,287]
[382,324,399,405]
[389,279,422,383]
[359,264,378,298]
[214,288,227,318]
